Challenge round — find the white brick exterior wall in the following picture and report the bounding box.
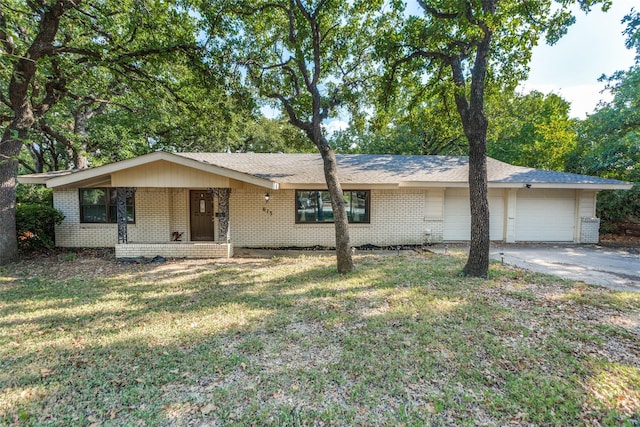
[54,185,596,251]
[115,242,232,258]
[54,187,442,249]
[55,188,171,247]
[230,188,439,247]
[169,188,189,242]
[580,217,600,244]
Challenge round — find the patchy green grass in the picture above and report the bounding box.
[1,251,639,426]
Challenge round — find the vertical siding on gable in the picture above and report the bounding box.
[577,190,597,218]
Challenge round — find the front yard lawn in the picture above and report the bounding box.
[1,251,638,426]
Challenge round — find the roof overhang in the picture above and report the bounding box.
[279,183,400,190]
[18,152,279,190]
[487,182,634,190]
[397,181,634,190]
[18,170,74,185]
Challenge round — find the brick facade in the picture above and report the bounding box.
[115,242,232,258]
[54,187,443,251]
[53,185,600,256]
[580,217,600,244]
[55,188,171,247]
[230,188,440,247]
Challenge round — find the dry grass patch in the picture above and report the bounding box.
[0,251,638,426]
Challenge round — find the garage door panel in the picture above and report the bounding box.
[516,189,575,242]
[443,190,504,241]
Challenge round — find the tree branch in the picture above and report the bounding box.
[35,118,75,150]
[267,92,309,132]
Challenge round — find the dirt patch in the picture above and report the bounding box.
[599,233,640,254]
[3,248,274,284]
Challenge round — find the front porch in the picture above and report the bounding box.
[116,242,233,259]
[114,187,233,259]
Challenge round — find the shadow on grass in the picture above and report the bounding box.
[1,253,638,425]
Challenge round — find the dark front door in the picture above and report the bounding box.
[190,190,215,241]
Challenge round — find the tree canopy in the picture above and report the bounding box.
[1,0,636,267]
[373,0,611,277]
[195,0,395,273]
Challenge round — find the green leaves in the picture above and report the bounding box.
[211,0,388,135]
[487,90,577,171]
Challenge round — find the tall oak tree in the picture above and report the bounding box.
[382,0,609,277]
[207,0,390,273]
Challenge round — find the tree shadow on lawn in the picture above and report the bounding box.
[0,254,638,425]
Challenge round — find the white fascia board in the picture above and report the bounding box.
[399,181,634,190]
[279,183,399,190]
[398,181,468,188]
[45,152,279,190]
[18,170,76,185]
[488,182,634,190]
[17,176,50,184]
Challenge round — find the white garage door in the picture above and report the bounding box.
[516,189,575,242]
[443,189,505,241]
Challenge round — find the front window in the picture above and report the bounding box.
[80,188,135,223]
[296,190,370,223]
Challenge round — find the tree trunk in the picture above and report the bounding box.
[73,103,96,169]
[448,21,493,278]
[462,132,490,277]
[0,0,68,265]
[317,135,354,273]
[0,126,27,264]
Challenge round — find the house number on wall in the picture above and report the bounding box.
[262,207,273,216]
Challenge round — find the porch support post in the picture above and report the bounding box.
[217,188,231,243]
[117,187,136,244]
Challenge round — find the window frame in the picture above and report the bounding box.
[295,189,370,224]
[79,188,135,224]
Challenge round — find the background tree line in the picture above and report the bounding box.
[1,1,637,273]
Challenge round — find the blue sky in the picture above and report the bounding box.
[522,0,637,118]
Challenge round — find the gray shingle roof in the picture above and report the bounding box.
[174,153,629,186]
[18,152,632,189]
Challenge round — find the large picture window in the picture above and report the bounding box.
[296,190,370,223]
[79,188,135,223]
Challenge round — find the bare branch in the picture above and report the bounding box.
[262,57,294,71]
[18,156,37,174]
[320,22,339,44]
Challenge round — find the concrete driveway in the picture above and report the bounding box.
[430,243,639,292]
[487,244,640,292]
